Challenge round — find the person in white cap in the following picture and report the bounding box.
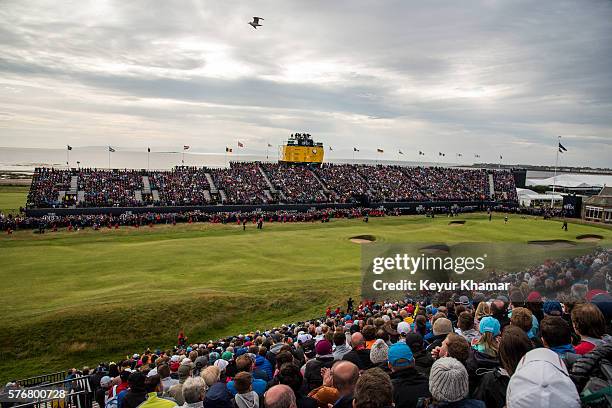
[506,348,580,408]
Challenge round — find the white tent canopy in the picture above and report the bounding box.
[526,174,612,189]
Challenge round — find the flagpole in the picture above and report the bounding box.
[108,148,111,169]
[66,147,70,168]
[147,149,150,171]
[552,135,560,207]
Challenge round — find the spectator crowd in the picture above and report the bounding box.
[26,164,518,209]
[9,248,610,408]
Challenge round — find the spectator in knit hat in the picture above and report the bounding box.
[369,339,390,372]
[473,326,532,408]
[352,368,393,408]
[388,341,430,408]
[506,348,580,408]
[571,303,609,355]
[167,363,192,405]
[303,339,335,391]
[181,376,207,408]
[332,331,351,361]
[342,333,372,370]
[420,357,485,408]
[426,318,452,352]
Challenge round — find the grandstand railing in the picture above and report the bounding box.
[13,371,69,387]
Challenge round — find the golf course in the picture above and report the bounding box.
[1,210,611,382]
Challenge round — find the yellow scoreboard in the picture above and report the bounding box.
[280,133,324,164]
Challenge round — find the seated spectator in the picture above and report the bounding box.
[233,372,259,408]
[181,376,207,408]
[420,357,485,408]
[353,367,393,408]
[571,303,609,355]
[474,326,532,408]
[506,348,580,408]
[388,341,430,408]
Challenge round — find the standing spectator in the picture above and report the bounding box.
[121,372,147,408]
[181,376,207,408]
[96,376,112,408]
[329,361,359,408]
[138,375,176,408]
[265,385,297,408]
[353,368,393,408]
[342,333,372,370]
[167,363,191,405]
[421,357,485,408]
[276,363,317,408]
[571,303,609,355]
[506,348,580,408]
[388,342,430,408]
[233,372,259,408]
[227,355,267,397]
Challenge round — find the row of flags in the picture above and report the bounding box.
[66,140,570,158]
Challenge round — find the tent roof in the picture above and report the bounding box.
[526,174,612,188]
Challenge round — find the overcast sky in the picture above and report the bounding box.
[1,0,611,167]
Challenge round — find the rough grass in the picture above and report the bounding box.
[0,213,610,383]
[0,185,28,214]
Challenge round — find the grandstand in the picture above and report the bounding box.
[24,163,519,215]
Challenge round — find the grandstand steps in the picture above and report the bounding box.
[142,176,151,194]
[151,190,160,202]
[488,173,495,199]
[77,190,85,203]
[311,171,330,193]
[219,190,227,202]
[134,190,143,203]
[264,189,273,201]
[69,176,78,195]
[258,165,277,193]
[203,190,212,202]
[205,173,218,194]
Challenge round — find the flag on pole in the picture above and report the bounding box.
[225,147,233,153]
[267,143,273,147]
[457,153,462,157]
[419,151,425,156]
[238,141,244,148]
[147,147,150,153]
[474,154,480,158]
[108,146,115,152]
[398,150,403,155]
[377,148,384,153]
[67,145,72,151]
[329,146,333,151]
[499,155,503,160]
[353,147,359,152]
[438,152,445,157]
[558,142,567,153]
[183,145,190,150]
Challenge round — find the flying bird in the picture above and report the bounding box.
[249,16,264,29]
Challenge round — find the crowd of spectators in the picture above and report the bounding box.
[150,169,212,206]
[26,164,517,209]
[261,164,328,204]
[77,169,143,208]
[17,248,610,408]
[210,163,270,205]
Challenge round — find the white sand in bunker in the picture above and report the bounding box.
[349,235,376,244]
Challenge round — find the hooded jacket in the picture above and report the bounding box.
[466,349,500,395]
[204,382,233,408]
[234,391,259,408]
[255,355,273,381]
[390,367,430,408]
[472,367,509,408]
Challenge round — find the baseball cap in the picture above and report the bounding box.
[387,342,414,367]
[507,348,580,408]
[479,316,501,337]
[397,321,411,335]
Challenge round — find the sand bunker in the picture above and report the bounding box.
[528,240,576,249]
[576,234,603,242]
[449,220,466,226]
[419,244,451,254]
[350,235,376,244]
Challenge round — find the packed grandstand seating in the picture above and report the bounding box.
[8,248,610,408]
[24,163,518,209]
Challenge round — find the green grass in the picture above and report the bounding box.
[0,213,610,383]
[0,185,28,214]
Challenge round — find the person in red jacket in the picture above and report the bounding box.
[572,303,608,355]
